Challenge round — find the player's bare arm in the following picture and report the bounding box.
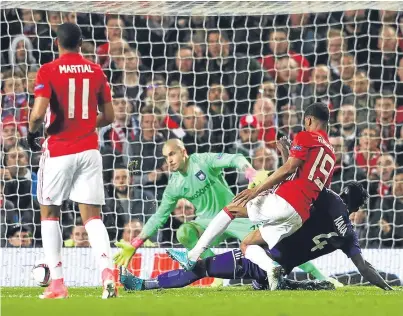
[114,188,179,266]
[27,96,49,151]
[96,101,114,127]
[350,253,393,290]
[232,156,304,207]
[29,97,49,133]
[277,136,291,162]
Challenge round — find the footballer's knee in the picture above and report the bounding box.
[40,205,61,219]
[225,204,247,218]
[240,241,248,255]
[78,204,102,223]
[240,230,265,255]
[240,235,253,255]
[176,223,200,248]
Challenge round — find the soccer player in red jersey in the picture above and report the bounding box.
[28,23,116,299]
[167,103,336,289]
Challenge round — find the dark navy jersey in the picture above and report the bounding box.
[268,188,361,274]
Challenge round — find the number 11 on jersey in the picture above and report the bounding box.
[68,78,89,119]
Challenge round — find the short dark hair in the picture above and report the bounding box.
[57,23,82,50]
[106,14,123,25]
[178,45,193,53]
[112,88,125,99]
[208,29,230,42]
[75,217,84,226]
[374,90,396,104]
[359,124,380,137]
[340,181,369,213]
[6,224,31,239]
[147,74,166,86]
[271,28,288,36]
[304,102,330,123]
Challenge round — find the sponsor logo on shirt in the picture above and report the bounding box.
[291,145,302,151]
[187,180,215,201]
[195,170,206,181]
[34,84,45,91]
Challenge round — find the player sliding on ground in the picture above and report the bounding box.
[120,182,392,291]
[167,103,337,290]
[28,23,116,299]
[114,138,339,285]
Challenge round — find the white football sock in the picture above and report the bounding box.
[85,218,114,273]
[41,219,63,280]
[244,245,275,273]
[188,209,233,261]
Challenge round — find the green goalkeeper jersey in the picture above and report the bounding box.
[140,152,251,238]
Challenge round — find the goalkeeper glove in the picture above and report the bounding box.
[248,170,274,189]
[244,167,257,183]
[27,131,42,152]
[113,238,144,267]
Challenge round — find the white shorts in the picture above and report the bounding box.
[37,149,105,206]
[246,192,302,249]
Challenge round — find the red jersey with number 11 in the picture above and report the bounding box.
[275,130,335,222]
[34,53,112,157]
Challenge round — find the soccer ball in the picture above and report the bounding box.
[31,260,51,287]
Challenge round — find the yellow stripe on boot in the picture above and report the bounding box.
[210,278,224,288]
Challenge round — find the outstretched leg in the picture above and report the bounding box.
[122,250,268,291]
[121,250,337,292]
[176,222,221,260]
[167,205,247,269]
[121,251,238,291]
[186,204,248,262]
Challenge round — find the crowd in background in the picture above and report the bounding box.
[1,9,403,249]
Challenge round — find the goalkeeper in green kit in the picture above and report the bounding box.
[114,139,338,285]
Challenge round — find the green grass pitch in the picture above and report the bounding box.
[2,286,403,316]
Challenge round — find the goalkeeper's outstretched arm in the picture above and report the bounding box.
[114,188,178,267]
[202,153,256,181]
[137,189,179,243]
[350,253,393,290]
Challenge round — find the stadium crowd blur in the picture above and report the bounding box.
[1,9,403,249]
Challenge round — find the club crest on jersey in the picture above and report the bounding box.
[195,170,206,181]
[292,145,302,151]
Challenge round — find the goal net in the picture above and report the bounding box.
[1,1,403,287]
